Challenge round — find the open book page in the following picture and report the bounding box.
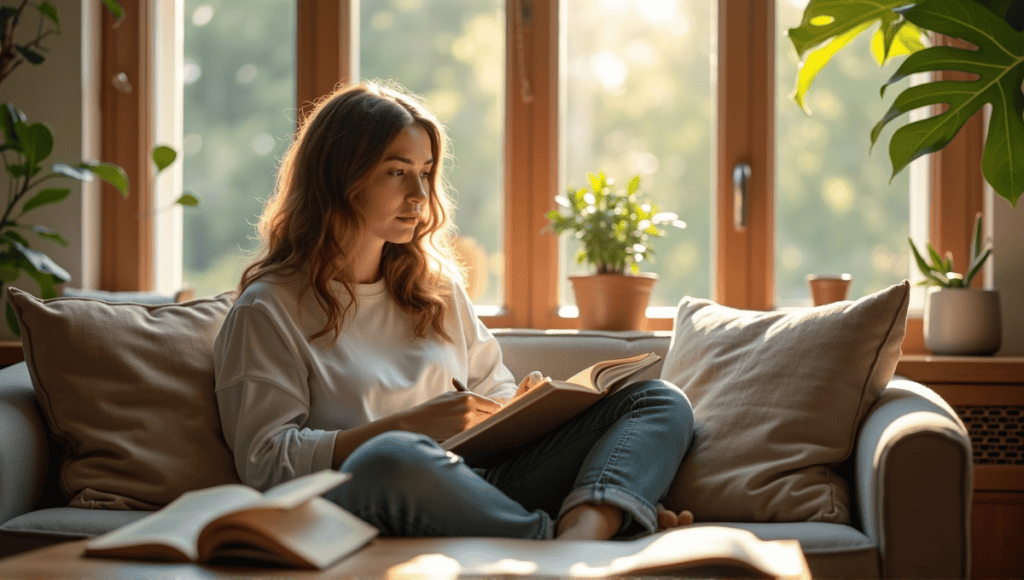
[199,496,379,569]
[564,352,662,394]
[255,470,352,510]
[441,352,663,463]
[84,484,262,562]
[84,470,352,563]
[566,526,809,578]
[332,526,809,579]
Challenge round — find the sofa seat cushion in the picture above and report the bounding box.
[693,522,879,579]
[0,507,151,539]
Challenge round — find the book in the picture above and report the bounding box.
[442,352,662,463]
[332,525,810,579]
[83,470,378,570]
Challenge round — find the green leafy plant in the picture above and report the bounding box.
[0,1,197,336]
[787,0,1024,208]
[545,171,686,275]
[909,212,992,287]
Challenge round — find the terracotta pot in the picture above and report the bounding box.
[806,273,852,306]
[569,272,657,331]
[924,287,1002,355]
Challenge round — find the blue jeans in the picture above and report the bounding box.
[324,379,694,539]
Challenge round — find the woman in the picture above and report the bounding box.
[213,81,695,540]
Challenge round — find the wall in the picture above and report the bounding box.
[992,190,1024,356]
[0,1,99,340]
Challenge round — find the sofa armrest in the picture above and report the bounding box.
[0,362,50,525]
[855,378,972,579]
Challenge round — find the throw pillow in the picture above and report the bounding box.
[8,286,242,510]
[659,281,910,523]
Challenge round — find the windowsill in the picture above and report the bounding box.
[896,354,1024,384]
[473,304,680,321]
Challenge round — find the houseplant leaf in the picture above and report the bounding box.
[12,241,70,285]
[51,163,94,182]
[13,121,53,174]
[2,231,29,247]
[175,192,199,207]
[101,0,124,24]
[31,225,68,247]
[152,145,177,173]
[870,0,1024,207]
[79,162,128,196]
[36,2,59,29]
[14,45,45,65]
[22,187,69,214]
[1,104,26,146]
[787,0,919,112]
[872,13,925,65]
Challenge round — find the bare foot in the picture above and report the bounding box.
[655,503,694,531]
[554,503,624,541]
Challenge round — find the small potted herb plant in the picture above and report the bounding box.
[910,212,1000,355]
[546,171,685,330]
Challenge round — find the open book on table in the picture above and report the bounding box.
[84,470,378,570]
[337,525,810,579]
[442,352,662,464]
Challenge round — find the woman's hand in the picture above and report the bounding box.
[395,391,503,442]
[513,371,546,400]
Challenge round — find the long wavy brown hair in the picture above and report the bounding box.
[237,82,461,344]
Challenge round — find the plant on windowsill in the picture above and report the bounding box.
[909,212,1001,355]
[0,1,198,337]
[545,171,686,330]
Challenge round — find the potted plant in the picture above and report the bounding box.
[909,212,1001,355]
[545,171,685,330]
[786,0,1023,210]
[0,1,196,336]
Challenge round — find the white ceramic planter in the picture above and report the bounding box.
[924,287,1002,355]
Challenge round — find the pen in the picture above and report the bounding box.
[453,377,497,415]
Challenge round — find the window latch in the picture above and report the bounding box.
[733,162,751,232]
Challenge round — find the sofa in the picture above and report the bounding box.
[0,282,973,578]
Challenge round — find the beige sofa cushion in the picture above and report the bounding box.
[660,281,910,524]
[7,287,241,510]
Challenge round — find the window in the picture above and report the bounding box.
[562,1,714,310]
[108,0,981,348]
[357,1,505,308]
[774,0,915,306]
[177,0,297,298]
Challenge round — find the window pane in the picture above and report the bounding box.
[563,0,713,308]
[181,0,297,298]
[775,0,911,306]
[360,1,505,308]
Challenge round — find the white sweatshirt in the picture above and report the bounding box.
[213,270,517,490]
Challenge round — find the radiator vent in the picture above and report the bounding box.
[954,406,1024,465]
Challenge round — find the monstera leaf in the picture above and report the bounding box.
[871,0,1024,207]
[787,0,926,113]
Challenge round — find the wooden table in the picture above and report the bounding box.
[0,527,810,579]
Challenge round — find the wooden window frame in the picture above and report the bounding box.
[101,1,983,345]
[99,0,153,291]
